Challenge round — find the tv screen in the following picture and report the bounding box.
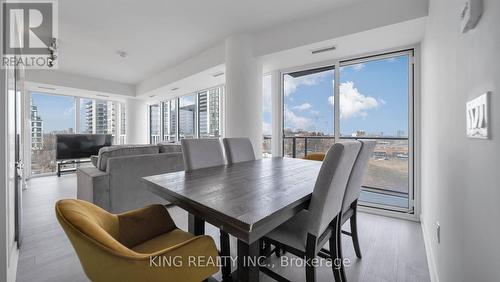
[56,134,113,160]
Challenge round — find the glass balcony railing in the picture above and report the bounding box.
[283,135,410,209]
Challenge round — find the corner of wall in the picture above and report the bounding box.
[420,214,439,282]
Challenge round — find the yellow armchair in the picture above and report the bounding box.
[56,199,219,282]
[302,153,326,161]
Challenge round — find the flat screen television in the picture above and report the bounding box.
[56,134,113,160]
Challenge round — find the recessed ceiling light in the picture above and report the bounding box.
[212,71,224,78]
[171,87,179,91]
[311,45,336,55]
[117,50,128,58]
[96,94,110,98]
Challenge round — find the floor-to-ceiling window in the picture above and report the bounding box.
[179,95,197,139]
[262,74,272,157]
[30,93,76,175]
[149,86,223,144]
[282,50,414,212]
[30,93,127,176]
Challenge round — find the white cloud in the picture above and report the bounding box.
[293,103,312,111]
[63,105,75,117]
[284,70,333,96]
[328,81,381,119]
[284,106,313,131]
[352,63,365,71]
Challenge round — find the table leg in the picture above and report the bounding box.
[220,231,232,282]
[237,239,260,282]
[188,213,205,235]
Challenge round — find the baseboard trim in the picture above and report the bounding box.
[420,214,439,282]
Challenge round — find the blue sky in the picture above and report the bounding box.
[265,55,409,137]
[31,92,76,133]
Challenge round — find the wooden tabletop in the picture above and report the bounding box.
[142,157,322,244]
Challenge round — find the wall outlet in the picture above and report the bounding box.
[436,222,441,244]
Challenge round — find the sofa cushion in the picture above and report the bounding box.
[97,145,159,171]
[158,142,182,154]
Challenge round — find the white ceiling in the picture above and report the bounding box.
[57,0,364,84]
[139,17,426,102]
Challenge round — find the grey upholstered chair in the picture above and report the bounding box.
[180,138,231,280]
[180,138,225,172]
[222,137,256,164]
[262,141,361,282]
[341,140,376,258]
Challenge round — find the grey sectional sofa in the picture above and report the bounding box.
[77,143,184,213]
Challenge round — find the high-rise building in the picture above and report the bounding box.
[31,101,43,150]
[198,91,208,137]
[149,104,161,144]
[179,104,195,137]
[208,88,220,137]
[84,100,119,137]
[198,88,220,138]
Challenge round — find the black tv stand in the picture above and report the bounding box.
[57,159,91,177]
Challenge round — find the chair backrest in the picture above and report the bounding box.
[55,199,136,257]
[342,140,376,213]
[223,138,256,164]
[181,138,225,172]
[307,141,361,237]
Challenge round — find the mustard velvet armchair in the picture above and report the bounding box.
[56,199,219,282]
[302,153,326,161]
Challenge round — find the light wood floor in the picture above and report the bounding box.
[16,174,430,282]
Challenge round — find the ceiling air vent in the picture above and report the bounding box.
[311,45,336,55]
[212,71,224,78]
[38,86,56,91]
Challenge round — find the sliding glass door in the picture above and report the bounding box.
[282,50,414,212]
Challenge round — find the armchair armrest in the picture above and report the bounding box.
[143,235,219,281]
[117,205,177,248]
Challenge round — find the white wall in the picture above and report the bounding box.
[421,1,500,281]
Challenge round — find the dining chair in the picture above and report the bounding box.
[181,138,225,171]
[180,138,232,280]
[222,137,256,164]
[261,141,361,282]
[342,140,376,257]
[56,199,219,282]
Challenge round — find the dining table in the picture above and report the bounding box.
[142,157,322,282]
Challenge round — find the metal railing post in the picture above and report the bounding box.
[304,137,308,157]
